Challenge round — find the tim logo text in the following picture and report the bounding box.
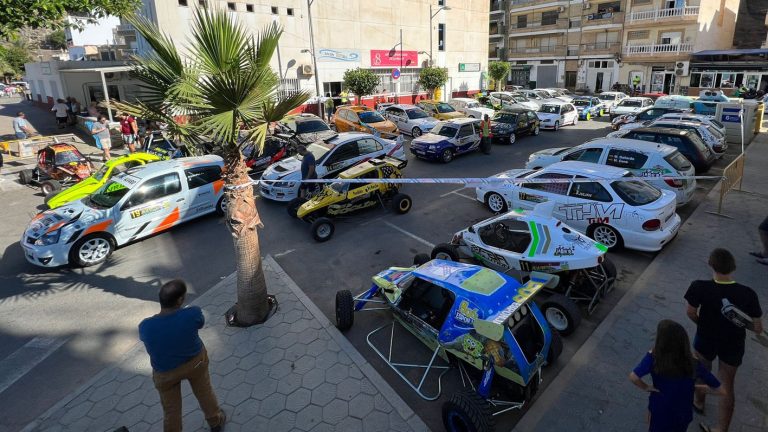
[559,203,625,224]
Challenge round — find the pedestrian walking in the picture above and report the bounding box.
[324,93,335,122]
[87,101,100,118]
[139,280,226,432]
[629,319,723,432]
[13,111,33,139]
[71,98,82,116]
[119,112,139,153]
[90,115,112,161]
[298,145,317,198]
[684,248,764,432]
[479,114,493,155]
[65,97,75,125]
[51,98,69,129]
[340,89,349,105]
[749,216,768,266]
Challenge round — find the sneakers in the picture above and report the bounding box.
[210,411,226,432]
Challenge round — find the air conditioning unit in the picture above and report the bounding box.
[301,64,314,75]
[674,61,689,76]
[583,2,591,9]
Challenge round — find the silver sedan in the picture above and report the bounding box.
[381,104,439,137]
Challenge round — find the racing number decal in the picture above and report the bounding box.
[512,281,543,303]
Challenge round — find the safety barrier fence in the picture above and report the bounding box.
[0,134,84,158]
[711,153,746,216]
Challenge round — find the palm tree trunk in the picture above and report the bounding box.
[224,151,270,325]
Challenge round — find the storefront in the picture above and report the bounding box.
[686,49,768,96]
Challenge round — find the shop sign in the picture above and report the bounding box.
[459,63,481,72]
[317,48,360,62]
[370,50,418,68]
[721,107,742,123]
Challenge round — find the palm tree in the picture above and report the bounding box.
[117,9,310,326]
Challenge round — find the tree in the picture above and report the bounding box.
[488,61,511,91]
[0,40,31,79]
[114,10,310,326]
[47,30,68,50]
[343,68,379,104]
[417,66,448,99]
[0,0,141,37]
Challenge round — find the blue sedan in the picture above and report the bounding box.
[571,96,605,120]
[409,118,482,163]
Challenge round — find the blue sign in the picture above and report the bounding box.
[317,48,360,62]
[721,107,742,123]
[392,68,401,80]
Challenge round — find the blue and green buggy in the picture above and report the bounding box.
[335,259,563,432]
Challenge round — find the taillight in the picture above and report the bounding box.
[664,177,683,188]
[642,219,661,231]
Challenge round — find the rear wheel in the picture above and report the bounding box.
[540,293,581,336]
[412,127,422,137]
[508,133,516,144]
[554,121,560,131]
[391,193,412,214]
[585,112,591,121]
[311,217,335,242]
[441,148,454,163]
[485,192,507,213]
[287,197,306,218]
[18,169,33,185]
[532,125,540,136]
[431,243,459,261]
[69,234,114,267]
[335,290,354,331]
[589,224,623,250]
[40,180,61,196]
[441,391,494,432]
[215,196,228,216]
[413,253,431,266]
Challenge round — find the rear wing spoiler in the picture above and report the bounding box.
[369,156,407,170]
[474,272,559,341]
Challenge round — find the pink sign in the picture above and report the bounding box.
[370,50,418,68]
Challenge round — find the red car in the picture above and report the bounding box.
[18,144,94,195]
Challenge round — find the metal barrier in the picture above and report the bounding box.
[711,153,746,216]
[0,134,85,158]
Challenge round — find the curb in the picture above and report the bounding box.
[264,256,430,432]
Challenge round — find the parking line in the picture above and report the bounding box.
[439,187,467,198]
[451,191,476,201]
[0,336,68,395]
[273,249,295,258]
[382,221,435,248]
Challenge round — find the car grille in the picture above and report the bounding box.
[27,236,36,245]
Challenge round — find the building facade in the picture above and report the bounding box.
[136,0,489,104]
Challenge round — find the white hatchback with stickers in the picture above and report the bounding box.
[475,161,681,252]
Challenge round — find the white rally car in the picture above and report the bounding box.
[475,161,681,252]
[259,132,406,201]
[22,156,226,267]
[536,102,579,130]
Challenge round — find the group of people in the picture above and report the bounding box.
[50,97,85,129]
[87,112,141,161]
[630,248,763,432]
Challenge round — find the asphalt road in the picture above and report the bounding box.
[0,115,741,431]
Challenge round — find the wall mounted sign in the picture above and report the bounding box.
[317,48,360,62]
[459,63,481,72]
[370,50,418,68]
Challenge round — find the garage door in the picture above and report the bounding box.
[537,65,557,88]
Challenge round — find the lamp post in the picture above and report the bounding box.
[429,4,450,66]
[306,0,323,119]
[418,51,432,66]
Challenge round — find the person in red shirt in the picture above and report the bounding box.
[119,112,139,153]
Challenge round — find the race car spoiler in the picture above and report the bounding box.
[369,156,408,170]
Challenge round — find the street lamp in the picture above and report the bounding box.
[418,51,432,66]
[305,0,323,120]
[429,4,451,65]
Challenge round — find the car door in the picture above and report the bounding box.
[385,107,406,132]
[455,123,477,153]
[513,172,573,214]
[115,172,186,243]
[321,141,361,177]
[183,165,224,219]
[526,111,539,130]
[334,109,348,132]
[565,177,619,233]
[516,113,530,135]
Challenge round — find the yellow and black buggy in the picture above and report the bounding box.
[287,157,412,242]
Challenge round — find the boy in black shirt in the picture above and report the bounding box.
[684,248,763,432]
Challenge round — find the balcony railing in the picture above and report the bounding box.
[508,45,566,56]
[623,43,694,55]
[582,11,625,26]
[490,0,507,13]
[628,6,699,22]
[580,42,621,54]
[510,0,560,5]
[489,47,507,59]
[508,18,568,33]
[490,24,506,37]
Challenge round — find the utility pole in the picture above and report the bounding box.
[399,28,402,104]
[307,0,323,118]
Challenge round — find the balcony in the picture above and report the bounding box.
[489,23,507,38]
[507,45,566,58]
[508,18,568,34]
[490,0,507,14]
[509,0,564,6]
[582,11,625,27]
[623,43,694,56]
[489,47,507,60]
[579,42,621,55]
[627,6,699,23]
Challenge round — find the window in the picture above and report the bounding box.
[564,147,602,163]
[271,6,278,14]
[569,18,581,29]
[523,172,573,195]
[627,30,649,40]
[124,173,182,209]
[185,166,222,189]
[597,1,621,13]
[605,149,648,169]
[541,11,558,26]
[326,143,359,164]
[516,15,528,29]
[569,179,613,202]
[438,23,445,51]
[227,2,235,11]
[356,138,383,155]
[458,124,475,137]
[246,4,254,12]
[178,0,187,6]
[664,151,692,172]
[438,0,445,5]
[611,180,661,206]
[287,7,294,15]
[625,131,660,144]
[699,73,715,88]
[718,73,736,88]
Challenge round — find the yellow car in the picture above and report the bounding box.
[287,157,411,242]
[334,105,399,137]
[416,100,467,121]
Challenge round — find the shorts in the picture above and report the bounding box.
[100,137,112,150]
[122,134,135,144]
[694,334,745,367]
[56,116,67,125]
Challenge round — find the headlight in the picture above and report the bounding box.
[35,229,61,246]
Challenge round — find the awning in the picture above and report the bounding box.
[692,49,768,57]
[58,65,133,73]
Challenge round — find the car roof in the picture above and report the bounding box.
[545,161,629,179]
[342,105,371,112]
[630,127,693,136]
[652,120,703,128]
[326,131,376,143]
[419,100,442,104]
[622,97,652,102]
[584,138,677,155]
[411,260,516,300]
[121,155,224,180]
[388,104,418,109]
[498,107,529,113]
[540,101,569,106]
[600,92,624,96]
[572,96,594,99]
[450,98,475,103]
[49,144,80,153]
[282,113,322,122]
[444,117,480,125]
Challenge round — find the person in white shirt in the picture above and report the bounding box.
[51,99,69,129]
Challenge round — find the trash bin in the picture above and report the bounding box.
[715,101,759,144]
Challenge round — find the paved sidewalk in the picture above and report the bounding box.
[25,256,428,432]
[516,136,768,431]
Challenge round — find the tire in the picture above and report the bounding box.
[335,290,354,331]
[554,121,560,131]
[40,180,61,196]
[431,243,459,261]
[540,293,582,336]
[484,192,507,213]
[215,195,228,216]
[18,169,32,185]
[441,391,495,432]
[585,112,591,121]
[411,127,422,137]
[599,109,604,117]
[532,125,540,136]
[589,224,624,251]
[287,197,306,218]
[602,256,617,280]
[391,193,412,214]
[546,329,563,366]
[508,133,516,144]
[44,190,58,205]
[311,217,335,242]
[441,148,454,163]
[413,253,430,266]
[69,234,115,267]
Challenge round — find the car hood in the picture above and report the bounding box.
[25,201,106,241]
[365,120,398,132]
[472,107,495,117]
[261,157,302,180]
[412,134,450,146]
[295,130,337,145]
[411,117,438,128]
[532,147,569,157]
[536,112,560,121]
[46,177,100,209]
[491,168,530,179]
[437,111,465,120]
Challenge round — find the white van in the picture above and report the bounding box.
[654,95,694,110]
[525,137,696,206]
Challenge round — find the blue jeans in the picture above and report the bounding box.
[15,132,27,139]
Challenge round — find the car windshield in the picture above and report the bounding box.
[492,112,518,123]
[611,179,661,206]
[512,96,529,103]
[432,124,458,137]
[538,105,560,114]
[465,101,481,108]
[572,100,590,107]
[436,103,456,113]
[295,119,330,134]
[88,180,129,208]
[598,94,616,101]
[665,151,692,172]
[297,142,333,161]
[619,100,642,107]
[406,108,428,119]
[54,151,84,165]
[358,111,386,123]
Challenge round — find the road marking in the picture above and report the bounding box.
[273,249,295,258]
[439,187,467,198]
[0,336,68,395]
[360,217,383,227]
[382,221,435,248]
[450,191,476,201]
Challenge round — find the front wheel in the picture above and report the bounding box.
[18,169,33,185]
[585,112,591,121]
[532,125,540,136]
[44,190,58,205]
[431,243,460,261]
[508,133,516,144]
[554,121,560,131]
[69,234,115,267]
[335,290,354,331]
[485,192,507,213]
[441,148,454,163]
[40,180,61,196]
[441,391,495,432]
[540,293,582,336]
[287,197,306,218]
[215,196,228,216]
[391,193,412,214]
[311,217,335,242]
[589,224,623,251]
[411,127,422,137]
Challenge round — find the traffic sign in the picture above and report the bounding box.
[392,68,401,80]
